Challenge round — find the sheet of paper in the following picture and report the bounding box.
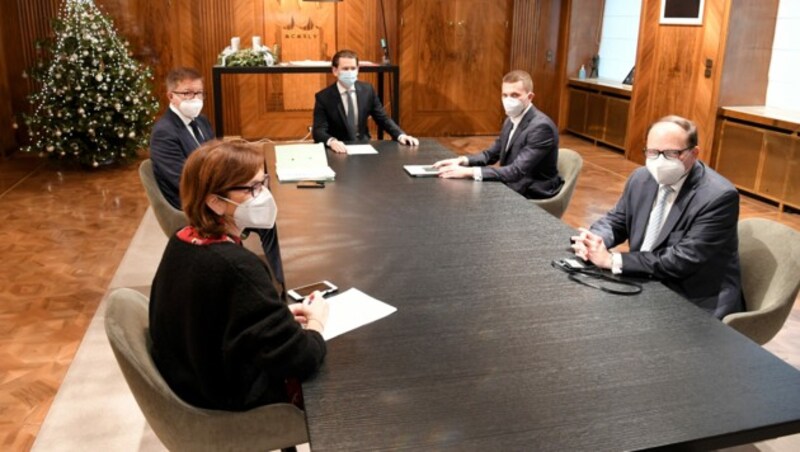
[403,165,440,177]
[345,144,379,155]
[275,143,336,182]
[322,288,397,341]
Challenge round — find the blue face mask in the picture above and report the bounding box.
[338,70,358,88]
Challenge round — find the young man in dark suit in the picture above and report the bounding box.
[312,49,418,154]
[572,115,743,319]
[432,70,563,200]
[149,68,284,284]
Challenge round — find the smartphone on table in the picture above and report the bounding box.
[287,280,338,301]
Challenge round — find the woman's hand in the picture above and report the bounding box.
[288,291,330,333]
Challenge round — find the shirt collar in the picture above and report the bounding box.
[662,168,690,195]
[337,82,355,94]
[169,103,193,125]
[509,103,533,126]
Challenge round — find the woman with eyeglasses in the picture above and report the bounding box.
[149,139,328,411]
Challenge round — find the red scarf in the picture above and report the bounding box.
[176,226,241,246]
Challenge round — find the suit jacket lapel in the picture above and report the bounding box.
[651,162,703,250]
[501,108,535,165]
[631,177,659,250]
[167,109,199,153]
[497,120,514,164]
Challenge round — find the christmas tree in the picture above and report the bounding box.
[23,0,159,167]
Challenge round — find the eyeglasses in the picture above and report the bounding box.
[643,146,693,160]
[224,175,270,198]
[172,91,205,100]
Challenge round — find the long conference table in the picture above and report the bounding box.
[267,139,800,451]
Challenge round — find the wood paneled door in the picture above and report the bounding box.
[398,0,513,136]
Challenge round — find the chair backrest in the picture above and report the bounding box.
[722,218,800,344]
[138,159,188,236]
[532,148,584,218]
[104,288,308,451]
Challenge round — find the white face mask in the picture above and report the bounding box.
[338,70,358,88]
[221,189,278,231]
[646,155,687,186]
[502,97,527,118]
[178,99,203,119]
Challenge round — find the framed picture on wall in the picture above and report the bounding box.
[660,0,705,25]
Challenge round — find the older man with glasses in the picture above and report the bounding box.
[571,115,743,319]
[150,67,285,285]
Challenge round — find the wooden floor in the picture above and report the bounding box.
[0,134,798,451]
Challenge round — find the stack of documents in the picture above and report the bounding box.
[275,143,336,182]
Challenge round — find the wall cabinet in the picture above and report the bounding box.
[714,107,800,211]
[565,79,630,151]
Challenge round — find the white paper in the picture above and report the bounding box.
[403,164,440,177]
[275,143,336,182]
[321,288,397,341]
[345,144,379,155]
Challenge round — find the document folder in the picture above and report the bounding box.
[275,143,336,182]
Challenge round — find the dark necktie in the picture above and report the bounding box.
[345,90,357,141]
[189,120,205,144]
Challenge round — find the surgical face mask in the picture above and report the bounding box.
[178,99,203,119]
[338,70,358,88]
[646,154,687,186]
[220,189,278,231]
[502,97,527,117]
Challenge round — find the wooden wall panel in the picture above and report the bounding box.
[509,0,563,123]
[625,0,729,164]
[556,0,604,131]
[0,2,15,156]
[398,0,512,136]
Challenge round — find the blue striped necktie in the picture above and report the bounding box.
[641,185,673,252]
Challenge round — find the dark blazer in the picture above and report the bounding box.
[590,161,743,319]
[312,81,404,144]
[467,106,562,199]
[150,108,213,210]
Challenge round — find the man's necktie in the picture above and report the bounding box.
[189,120,205,144]
[641,185,674,252]
[345,90,357,141]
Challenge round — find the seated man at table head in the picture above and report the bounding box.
[571,115,743,319]
[432,70,563,200]
[150,67,285,285]
[312,49,419,154]
[149,140,329,411]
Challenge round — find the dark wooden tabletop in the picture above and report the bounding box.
[267,139,800,451]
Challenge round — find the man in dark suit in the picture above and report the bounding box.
[572,115,743,319]
[312,49,418,154]
[150,67,284,284]
[432,70,562,200]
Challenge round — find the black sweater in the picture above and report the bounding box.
[149,236,326,411]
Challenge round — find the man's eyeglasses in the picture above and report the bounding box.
[225,175,270,198]
[643,146,693,160]
[172,91,205,100]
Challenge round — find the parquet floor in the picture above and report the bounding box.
[0,135,798,451]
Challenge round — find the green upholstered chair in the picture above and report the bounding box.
[723,218,800,345]
[531,148,583,219]
[138,159,188,237]
[104,288,308,452]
